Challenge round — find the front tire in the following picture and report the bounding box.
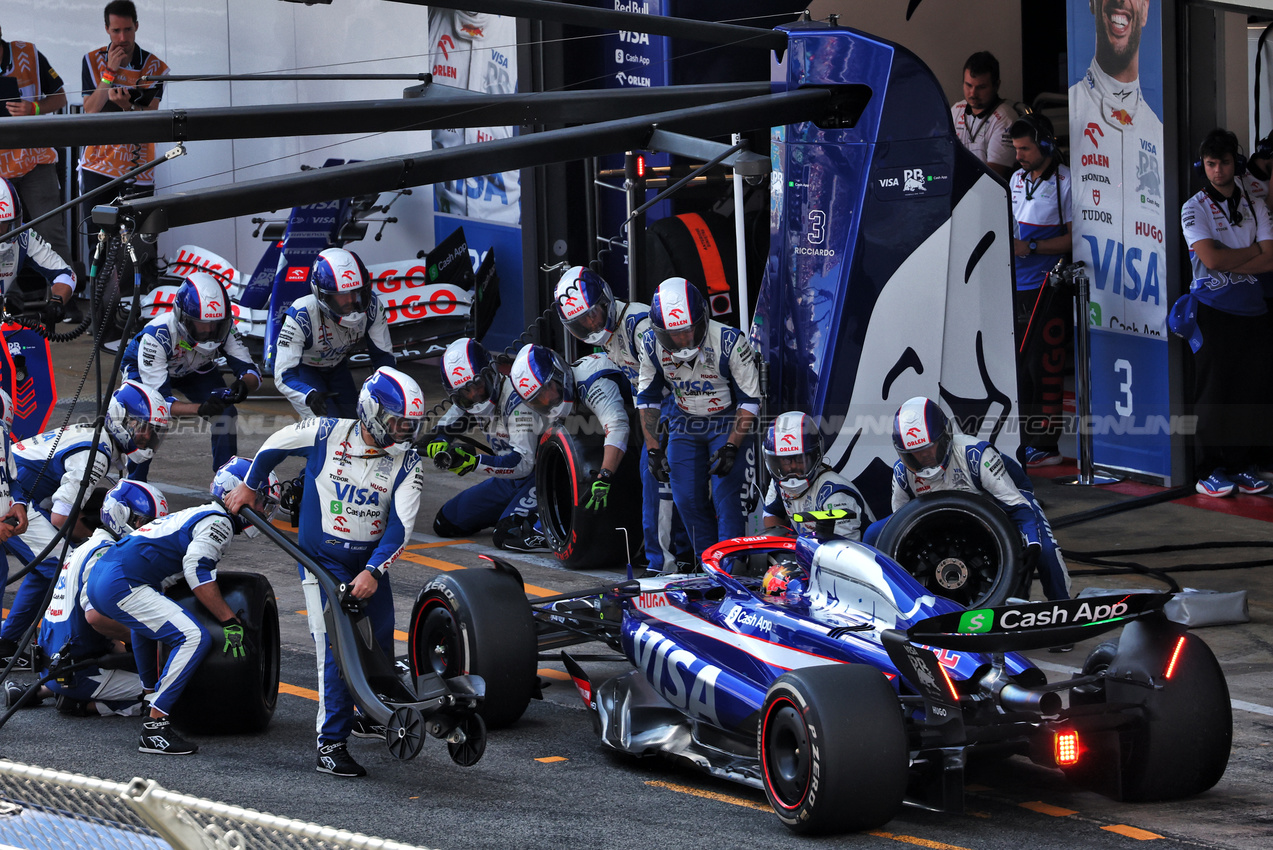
[759,665,907,834]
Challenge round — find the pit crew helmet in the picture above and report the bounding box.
[762,555,807,600]
[357,366,426,455]
[553,266,618,346]
[211,456,281,538]
[510,344,576,421]
[105,380,171,463]
[173,272,234,355]
[0,387,12,433]
[650,277,707,363]
[763,411,824,498]
[892,397,953,480]
[311,247,372,330]
[100,480,169,539]
[0,178,22,237]
[440,337,497,417]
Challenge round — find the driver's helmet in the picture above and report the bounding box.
[649,277,707,363]
[0,178,22,237]
[311,247,372,329]
[440,337,498,417]
[762,555,808,599]
[172,272,234,355]
[357,367,427,455]
[105,380,171,463]
[510,344,576,421]
[553,266,618,346]
[100,480,169,539]
[763,411,824,498]
[892,396,953,480]
[211,456,281,538]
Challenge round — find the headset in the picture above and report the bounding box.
[1193,129,1247,179]
[1010,113,1056,158]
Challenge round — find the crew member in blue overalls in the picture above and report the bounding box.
[637,278,761,558]
[425,338,545,553]
[553,266,689,572]
[510,343,631,518]
[761,411,869,541]
[876,397,1071,603]
[86,457,277,755]
[273,247,395,419]
[122,271,261,476]
[224,366,426,778]
[0,380,170,663]
[3,480,169,716]
[0,177,77,326]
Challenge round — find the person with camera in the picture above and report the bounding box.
[121,271,260,477]
[1009,113,1073,468]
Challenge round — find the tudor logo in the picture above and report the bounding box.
[1084,122,1103,147]
[1093,189,1100,205]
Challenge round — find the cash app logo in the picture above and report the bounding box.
[329,501,342,515]
[958,609,994,633]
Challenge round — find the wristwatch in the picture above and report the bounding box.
[597,468,613,481]
[1028,240,1038,255]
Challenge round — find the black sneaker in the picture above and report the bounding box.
[4,680,43,709]
[138,717,198,755]
[0,639,30,670]
[497,519,550,553]
[317,741,366,777]
[350,714,386,740]
[55,695,93,716]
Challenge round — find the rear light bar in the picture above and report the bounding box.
[1164,635,1187,680]
[1054,730,1080,766]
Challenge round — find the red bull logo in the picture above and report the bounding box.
[1111,108,1133,127]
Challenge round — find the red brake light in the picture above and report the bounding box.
[936,662,959,703]
[1164,635,1187,679]
[636,155,646,178]
[1055,730,1080,766]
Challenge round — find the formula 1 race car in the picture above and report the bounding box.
[409,529,1233,835]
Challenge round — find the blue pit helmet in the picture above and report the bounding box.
[211,456,281,538]
[650,277,707,363]
[100,480,170,539]
[440,337,497,417]
[173,272,234,355]
[892,397,953,480]
[510,344,576,421]
[105,380,172,464]
[358,367,426,455]
[553,266,618,346]
[763,411,824,498]
[311,247,372,330]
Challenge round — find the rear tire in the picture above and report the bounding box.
[759,665,907,834]
[409,566,536,729]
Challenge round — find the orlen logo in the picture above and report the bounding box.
[438,33,454,60]
[665,306,690,328]
[204,299,225,319]
[776,432,800,454]
[1084,122,1103,147]
[559,293,587,318]
[285,267,308,282]
[1082,153,1110,168]
[409,397,423,412]
[333,516,349,533]
[0,200,9,216]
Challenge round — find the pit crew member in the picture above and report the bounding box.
[0,380,170,662]
[0,388,30,581]
[122,271,261,476]
[0,177,77,326]
[86,457,276,756]
[274,247,394,420]
[637,278,760,557]
[761,411,868,542]
[426,338,545,553]
[553,266,688,572]
[224,367,426,778]
[951,51,1017,179]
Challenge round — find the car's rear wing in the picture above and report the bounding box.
[904,592,1174,653]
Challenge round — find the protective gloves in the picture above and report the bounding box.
[224,379,250,405]
[647,446,670,483]
[447,445,478,476]
[305,390,336,417]
[422,436,451,468]
[198,396,227,418]
[584,476,610,512]
[220,618,249,659]
[42,295,66,326]
[708,443,738,477]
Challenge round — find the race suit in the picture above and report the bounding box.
[2,424,127,644]
[273,293,395,419]
[887,434,1070,601]
[38,528,144,716]
[86,504,235,717]
[559,353,632,449]
[0,417,28,584]
[428,11,520,224]
[600,299,687,571]
[763,466,869,542]
[433,375,542,535]
[122,311,261,474]
[0,224,76,299]
[637,321,761,555]
[246,418,424,745]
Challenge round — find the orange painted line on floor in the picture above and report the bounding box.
[538,668,570,681]
[1019,801,1077,817]
[394,629,408,642]
[867,833,974,850]
[645,780,771,812]
[407,540,471,549]
[1101,825,1162,840]
[279,682,319,701]
[535,756,568,763]
[396,550,556,597]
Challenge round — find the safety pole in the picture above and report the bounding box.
[732,133,750,333]
[1057,262,1120,486]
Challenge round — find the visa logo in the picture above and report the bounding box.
[333,483,382,506]
[630,623,721,725]
[672,379,715,392]
[1080,236,1162,304]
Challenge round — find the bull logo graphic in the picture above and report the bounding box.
[1084,122,1103,147]
[1111,108,1133,127]
[1135,151,1161,197]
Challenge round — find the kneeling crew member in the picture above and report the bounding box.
[761,411,868,541]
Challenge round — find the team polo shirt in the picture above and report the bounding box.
[951,99,1017,171]
[1010,163,1072,290]
[1181,187,1273,316]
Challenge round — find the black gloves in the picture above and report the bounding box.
[42,295,66,326]
[305,390,336,417]
[708,443,738,477]
[447,445,478,476]
[198,397,227,417]
[220,618,249,659]
[647,446,670,483]
[224,379,250,405]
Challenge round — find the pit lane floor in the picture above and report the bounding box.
[1,340,1268,849]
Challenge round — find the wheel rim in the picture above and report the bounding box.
[419,604,464,678]
[894,510,1005,606]
[387,707,425,761]
[448,713,487,767]
[761,697,811,809]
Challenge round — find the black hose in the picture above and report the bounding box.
[1050,485,1193,530]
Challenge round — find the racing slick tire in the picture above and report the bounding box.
[163,572,281,734]
[1069,640,1119,707]
[535,416,642,570]
[1103,621,1231,801]
[874,491,1023,608]
[759,664,907,834]
[409,565,536,729]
